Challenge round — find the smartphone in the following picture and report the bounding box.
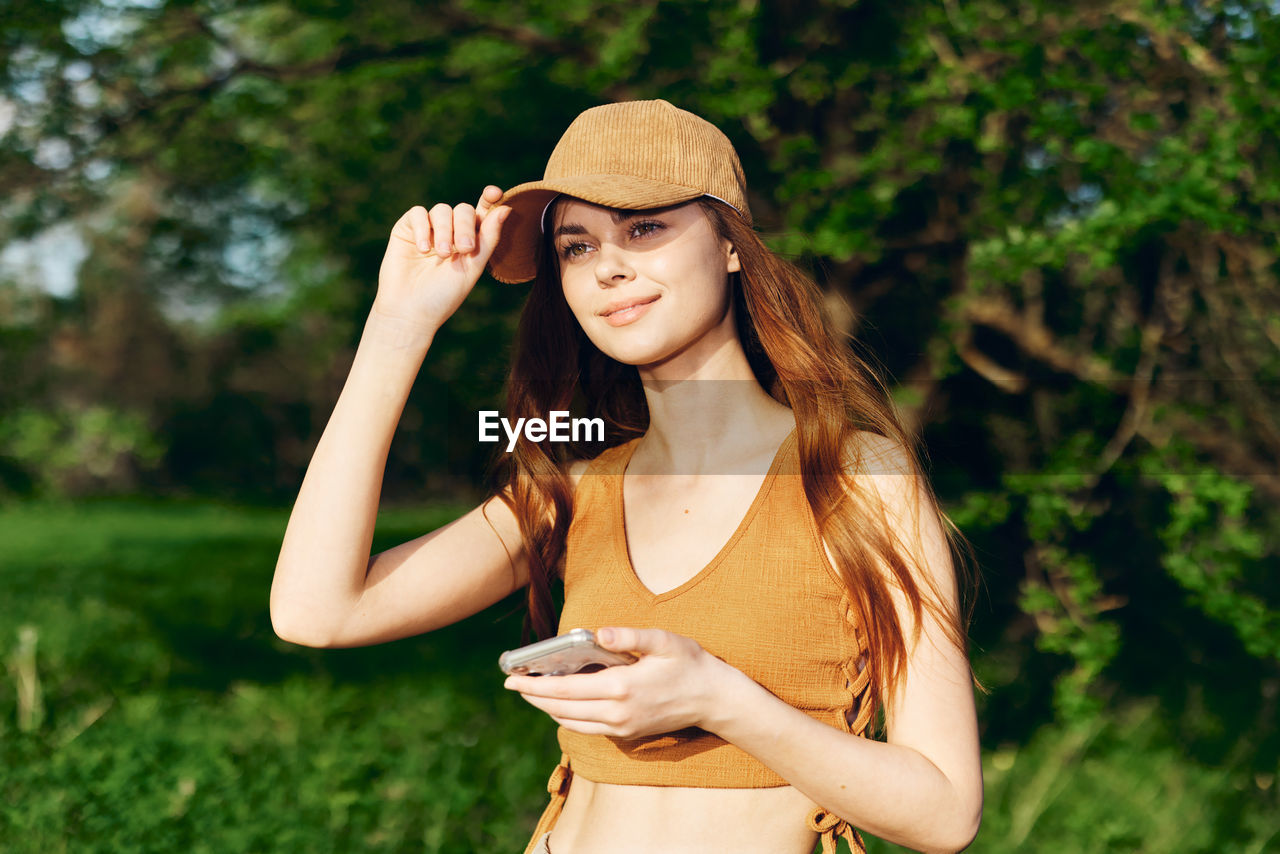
[499,628,637,676]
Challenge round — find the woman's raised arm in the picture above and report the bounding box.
[269,187,518,648]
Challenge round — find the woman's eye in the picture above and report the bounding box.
[631,220,665,238]
[560,243,589,259]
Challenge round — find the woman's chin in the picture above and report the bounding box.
[587,336,672,368]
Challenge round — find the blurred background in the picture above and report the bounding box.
[2,0,1277,851]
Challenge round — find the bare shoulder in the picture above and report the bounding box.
[841,430,917,478]
[836,430,955,633]
[818,431,939,582]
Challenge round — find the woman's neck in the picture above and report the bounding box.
[635,349,795,477]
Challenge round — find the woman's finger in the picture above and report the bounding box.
[549,716,617,737]
[475,205,511,263]
[476,184,504,217]
[516,694,622,724]
[453,203,477,254]
[597,626,679,656]
[410,205,432,253]
[504,669,621,700]
[429,203,454,257]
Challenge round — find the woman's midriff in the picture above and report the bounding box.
[547,777,822,854]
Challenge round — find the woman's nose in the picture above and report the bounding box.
[593,244,635,286]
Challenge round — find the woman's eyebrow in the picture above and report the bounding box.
[551,223,588,239]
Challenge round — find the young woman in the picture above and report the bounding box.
[271,100,983,854]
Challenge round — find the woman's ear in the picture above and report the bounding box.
[726,242,741,274]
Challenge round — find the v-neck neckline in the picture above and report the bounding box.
[612,427,798,603]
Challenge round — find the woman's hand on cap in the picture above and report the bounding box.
[375,187,511,335]
[416,185,505,258]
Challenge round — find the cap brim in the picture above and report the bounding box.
[486,175,704,284]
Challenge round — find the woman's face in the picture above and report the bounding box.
[551,199,741,373]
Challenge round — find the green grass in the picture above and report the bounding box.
[1,501,1276,853]
[0,500,557,853]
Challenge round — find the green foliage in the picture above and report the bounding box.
[998,433,1123,727]
[0,502,556,853]
[866,697,1279,853]
[4,676,552,852]
[0,406,164,497]
[974,699,1279,853]
[1152,455,1277,661]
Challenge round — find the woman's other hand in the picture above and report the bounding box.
[374,184,511,337]
[503,627,734,739]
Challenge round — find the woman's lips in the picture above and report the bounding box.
[600,295,659,327]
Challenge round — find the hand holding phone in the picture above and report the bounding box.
[499,628,638,676]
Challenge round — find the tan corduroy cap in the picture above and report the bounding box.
[487,99,752,284]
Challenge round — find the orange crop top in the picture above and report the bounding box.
[523,428,876,854]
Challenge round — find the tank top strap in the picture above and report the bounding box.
[522,754,573,854]
[577,438,641,479]
[600,437,640,472]
[572,439,637,503]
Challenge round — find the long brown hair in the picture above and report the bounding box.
[490,198,982,735]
